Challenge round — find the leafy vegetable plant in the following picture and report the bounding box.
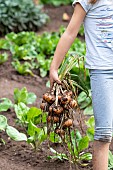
[12,60,34,76]
[0,28,86,78]
[14,103,48,149]
[0,98,13,112]
[77,90,93,115]
[0,0,49,34]
[40,0,73,6]
[0,115,27,143]
[85,116,95,142]
[0,53,8,64]
[14,87,37,104]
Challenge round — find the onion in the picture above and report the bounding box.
[47,116,59,123]
[40,102,47,111]
[49,106,53,113]
[64,90,73,97]
[47,116,51,123]
[53,116,59,123]
[53,105,63,115]
[69,99,77,108]
[63,119,73,127]
[61,95,71,105]
[43,92,55,104]
[55,128,65,136]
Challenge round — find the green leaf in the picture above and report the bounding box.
[76,130,82,142]
[86,128,94,141]
[80,152,92,161]
[78,136,89,153]
[27,120,41,136]
[83,105,93,115]
[0,115,8,130]
[40,68,48,77]
[27,92,37,104]
[49,147,68,161]
[27,136,34,144]
[0,53,8,64]
[14,87,36,105]
[0,39,10,49]
[27,107,42,122]
[37,127,47,143]
[14,102,29,122]
[85,116,95,128]
[0,98,13,112]
[77,90,92,109]
[14,87,28,104]
[49,132,61,143]
[6,126,27,141]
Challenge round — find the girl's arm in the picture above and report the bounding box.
[50,3,86,88]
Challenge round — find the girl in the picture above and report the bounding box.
[49,0,113,169]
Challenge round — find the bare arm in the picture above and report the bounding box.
[50,3,86,87]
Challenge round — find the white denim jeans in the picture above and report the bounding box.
[89,69,113,142]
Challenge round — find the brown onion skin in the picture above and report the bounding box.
[47,116,51,123]
[55,129,65,136]
[53,116,59,123]
[61,95,71,105]
[69,99,77,108]
[64,90,73,97]
[58,95,62,101]
[49,106,53,113]
[47,116,59,123]
[53,106,63,115]
[43,93,55,104]
[40,102,48,111]
[63,119,73,127]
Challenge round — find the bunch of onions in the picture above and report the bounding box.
[40,82,77,139]
[40,55,88,139]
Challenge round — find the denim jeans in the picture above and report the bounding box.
[89,69,113,142]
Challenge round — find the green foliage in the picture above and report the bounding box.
[12,60,34,76]
[0,53,8,64]
[0,98,13,112]
[0,88,47,148]
[48,148,68,161]
[6,126,27,141]
[108,151,113,170]
[14,102,29,124]
[49,129,92,165]
[14,87,37,104]
[0,115,7,130]
[14,100,47,149]
[40,0,73,6]
[0,115,27,142]
[0,0,49,34]
[85,116,95,141]
[0,27,86,78]
[67,130,92,164]
[78,25,84,36]
[77,90,93,115]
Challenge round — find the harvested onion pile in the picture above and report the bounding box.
[40,82,77,139]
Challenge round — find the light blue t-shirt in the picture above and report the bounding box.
[73,0,113,69]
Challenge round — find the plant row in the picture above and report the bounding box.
[0,86,93,165]
[0,27,86,78]
[0,0,49,34]
[40,0,73,6]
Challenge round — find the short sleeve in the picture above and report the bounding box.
[72,0,91,13]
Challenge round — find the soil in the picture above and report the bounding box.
[0,4,113,170]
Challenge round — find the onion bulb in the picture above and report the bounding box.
[63,119,73,127]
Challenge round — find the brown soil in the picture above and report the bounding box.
[0,4,113,170]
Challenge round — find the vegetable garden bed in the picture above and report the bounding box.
[0,4,113,170]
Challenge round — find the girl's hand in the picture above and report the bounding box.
[49,69,61,89]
